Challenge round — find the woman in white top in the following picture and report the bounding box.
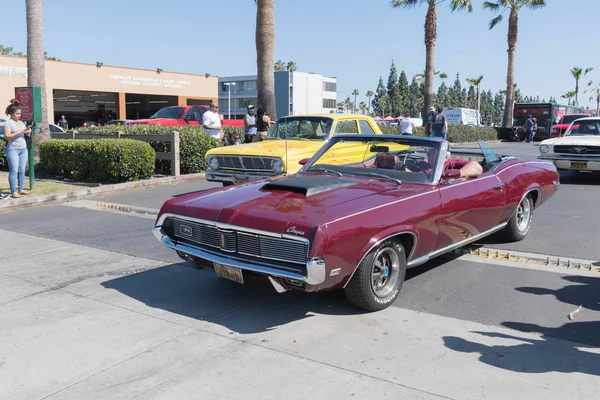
[398,113,416,135]
[3,99,31,198]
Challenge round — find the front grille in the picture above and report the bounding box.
[554,145,600,155]
[167,217,309,265]
[215,155,276,171]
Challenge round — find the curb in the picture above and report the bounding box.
[0,172,206,211]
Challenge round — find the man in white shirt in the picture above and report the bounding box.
[202,102,223,140]
[398,113,416,135]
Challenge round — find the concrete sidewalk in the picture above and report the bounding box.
[1,229,598,400]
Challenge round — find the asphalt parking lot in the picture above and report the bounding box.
[1,141,599,399]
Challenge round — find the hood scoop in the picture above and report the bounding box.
[261,176,356,196]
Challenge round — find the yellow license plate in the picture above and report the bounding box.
[234,176,248,184]
[571,162,587,169]
[214,263,244,284]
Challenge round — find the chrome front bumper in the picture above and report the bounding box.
[538,155,600,171]
[152,226,326,285]
[205,171,279,184]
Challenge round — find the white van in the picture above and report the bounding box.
[442,108,481,126]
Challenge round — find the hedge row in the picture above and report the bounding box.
[378,125,501,142]
[40,139,155,182]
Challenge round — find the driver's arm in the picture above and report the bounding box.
[459,161,483,178]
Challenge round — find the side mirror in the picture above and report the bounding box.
[443,169,461,180]
[299,158,310,165]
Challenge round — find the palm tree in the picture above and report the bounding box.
[26,0,50,161]
[286,61,297,72]
[274,60,286,72]
[414,69,448,84]
[484,0,547,127]
[391,0,472,122]
[570,66,593,103]
[255,0,276,118]
[465,75,484,114]
[585,81,600,116]
[560,91,576,106]
[352,89,359,113]
[359,101,367,115]
[366,90,374,113]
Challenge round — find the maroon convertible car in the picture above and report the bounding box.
[152,135,559,311]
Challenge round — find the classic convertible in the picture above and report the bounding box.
[153,135,559,311]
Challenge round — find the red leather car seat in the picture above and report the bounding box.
[374,153,401,170]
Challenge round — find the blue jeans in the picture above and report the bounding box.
[7,147,28,193]
[430,131,447,139]
[528,130,536,142]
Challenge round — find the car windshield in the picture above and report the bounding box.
[300,136,445,184]
[150,107,184,119]
[565,120,600,136]
[266,117,333,141]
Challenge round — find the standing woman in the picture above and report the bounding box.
[3,99,31,198]
[255,106,274,141]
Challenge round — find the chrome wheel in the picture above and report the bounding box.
[516,198,532,232]
[370,247,400,298]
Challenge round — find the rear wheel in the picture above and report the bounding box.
[345,240,406,311]
[501,195,533,241]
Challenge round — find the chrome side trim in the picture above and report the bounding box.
[152,228,326,285]
[155,213,309,245]
[405,222,508,269]
[343,231,417,288]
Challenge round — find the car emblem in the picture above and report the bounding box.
[286,226,305,236]
[180,225,193,237]
[572,146,587,154]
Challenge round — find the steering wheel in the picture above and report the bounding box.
[399,162,429,173]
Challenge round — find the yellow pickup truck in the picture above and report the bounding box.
[205,114,383,185]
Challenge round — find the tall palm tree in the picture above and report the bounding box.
[414,69,448,84]
[585,81,600,116]
[286,61,297,72]
[570,66,593,103]
[391,0,472,123]
[352,89,359,113]
[465,75,484,114]
[484,0,547,127]
[256,0,276,118]
[366,90,374,113]
[274,60,286,72]
[26,0,50,161]
[560,91,576,106]
[359,101,367,115]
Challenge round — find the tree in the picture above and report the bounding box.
[0,45,14,55]
[570,66,593,103]
[366,90,374,113]
[359,101,367,114]
[371,77,387,116]
[484,0,547,127]
[466,85,477,109]
[352,89,359,113]
[560,91,576,106]
[391,0,472,122]
[449,73,464,107]
[386,61,401,116]
[274,60,286,72]
[408,76,423,117]
[398,70,410,115]
[586,81,600,116]
[465,75,484,113]
[286,61,297,72]
[26,0,50,160]
[493,92,505,126]
[436,81,449,109]
[256,0,277,118]
[414,69,448,85]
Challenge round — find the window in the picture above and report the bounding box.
[359,120,375,134]
[237,98,255,109]
[335,120,359,134]
[323,98,337,109]
[323,82,337,92]
[184,107,201,121]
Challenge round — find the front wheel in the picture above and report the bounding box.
[501,195,533,241]
[344,240,406,312]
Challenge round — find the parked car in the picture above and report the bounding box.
[1,117,64,137]
[82,121,101,128]
[539,117,600,172]
[549,114,591,138]
[127,106,244,128]
[153,135,559,311]
[104,119,131,126]
[205,114,383,186]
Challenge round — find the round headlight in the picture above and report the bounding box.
[272,158,284,173]
[539,144,550,154]
[208,156,219,170]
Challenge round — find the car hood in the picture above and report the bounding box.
[206,139,326,158]
[542,136,600,146]
[159,174,429,238]
[128,118,171,125]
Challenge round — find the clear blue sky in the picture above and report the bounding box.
[2,0,599,108]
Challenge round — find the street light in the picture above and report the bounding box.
[224,82,236,119]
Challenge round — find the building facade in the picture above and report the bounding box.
[0,55,218,127]
[218,71,337,119]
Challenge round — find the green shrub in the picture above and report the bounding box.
[379,124,498,142]
[40,139,155,183]
[0,140,6,170]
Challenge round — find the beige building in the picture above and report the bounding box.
[0,55,217,126]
